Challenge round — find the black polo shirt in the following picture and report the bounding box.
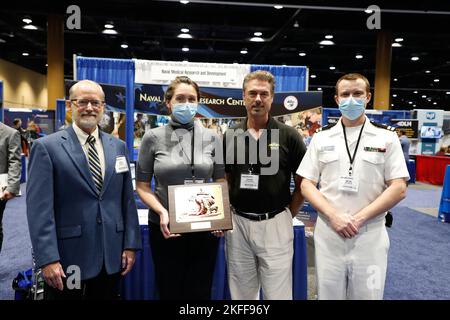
[224,116,306,213]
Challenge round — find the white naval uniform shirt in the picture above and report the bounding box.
[72,122,106,179]
[297,116,410,224]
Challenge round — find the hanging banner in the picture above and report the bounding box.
[65,80,126,113]
[135,84,322,118]
[134,60,251,89]
[390,119,419,139]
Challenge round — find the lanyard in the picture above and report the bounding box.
[176,127,196,181]
[341,120,365,176]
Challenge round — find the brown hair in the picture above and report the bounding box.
[335,73,370,95]
[243,70,275,95]
[164,76,200,103]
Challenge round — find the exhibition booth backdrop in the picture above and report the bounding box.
[74,57,320,160]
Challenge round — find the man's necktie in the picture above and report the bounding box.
[86,135,103,193]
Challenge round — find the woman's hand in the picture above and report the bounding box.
[211,230,225,237]
[159,209,181,239]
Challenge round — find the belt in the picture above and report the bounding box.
[233,207,285,221]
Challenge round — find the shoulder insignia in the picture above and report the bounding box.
[315,122,337,133]
[370,121,396,132]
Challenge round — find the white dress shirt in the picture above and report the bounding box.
[72,122,106,179]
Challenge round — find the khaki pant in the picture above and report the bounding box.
[225,208,294,300]
[314,216,390,300]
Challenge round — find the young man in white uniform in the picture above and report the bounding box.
[297,73,409,300]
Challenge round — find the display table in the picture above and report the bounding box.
[121,222,308,300]
[415,155,450,185]
[438,165,450,223]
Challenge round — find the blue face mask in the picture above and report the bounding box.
[338,97,366,120]
[171,103,198,124]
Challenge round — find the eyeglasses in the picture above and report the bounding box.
[71,99,105,108]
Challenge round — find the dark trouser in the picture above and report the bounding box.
[149,222,219,300]
[44,266,121,300]
[0,199,7,252]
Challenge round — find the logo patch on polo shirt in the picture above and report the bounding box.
[364,146,386,153]
[268,143,280,150]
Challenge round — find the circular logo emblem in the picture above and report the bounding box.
[283,95,298,111]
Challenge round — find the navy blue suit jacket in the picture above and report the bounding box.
[26,126,141,280]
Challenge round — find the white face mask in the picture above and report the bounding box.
[338,97,366,120]
[171,103,198,124]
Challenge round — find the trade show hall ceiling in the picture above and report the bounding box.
[0,0,449,110]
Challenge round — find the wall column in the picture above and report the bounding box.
[47,14,64,110]
[373,31,392,110]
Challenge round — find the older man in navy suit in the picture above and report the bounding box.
[27,80,141,300]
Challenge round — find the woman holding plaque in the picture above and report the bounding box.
[136,76,225,300]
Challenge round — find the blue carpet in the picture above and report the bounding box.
[384,206,450,299]
[0,183,32,300]
[400,187,442,208]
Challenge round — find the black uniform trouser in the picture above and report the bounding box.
[149,222,219,300]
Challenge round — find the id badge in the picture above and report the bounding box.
[184,179,205,185]
[240,174,259,190]
[338,175,359,193]
[115,156,129,173]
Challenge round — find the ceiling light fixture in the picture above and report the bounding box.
[299,52,306,56]
[446,92,450,95]
[104,23,114,29]
[393,78,398,81]
[182,46,189,52]
[434,79,440,82]
[180,0,189,4]
[425,70,431,73]
[274,5,283,9]
[364,9,373,14]
[181,28,189,33]
[250,37,264,42]
[422,95,427,98]
[325,34,333,39]
[319,40,334,45]
[102,29,118,35]
[121,43,128,49]
[395,38,404,42]
[240,48,248,54]
[0,38,5,43]
[22,52,29,56]
[355,54,363,59]
[411,56,419,61]
[413,91,418,94]
[392,94,397,97]
[317,88,322,91]
[392,43,402,47]
[254,32,262,37]
[23,25,38,30]
[310,74,316,78]
[293,21,299,28]
[329,66,335,70]
[22,17,32,24]
[177,33,193,39]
